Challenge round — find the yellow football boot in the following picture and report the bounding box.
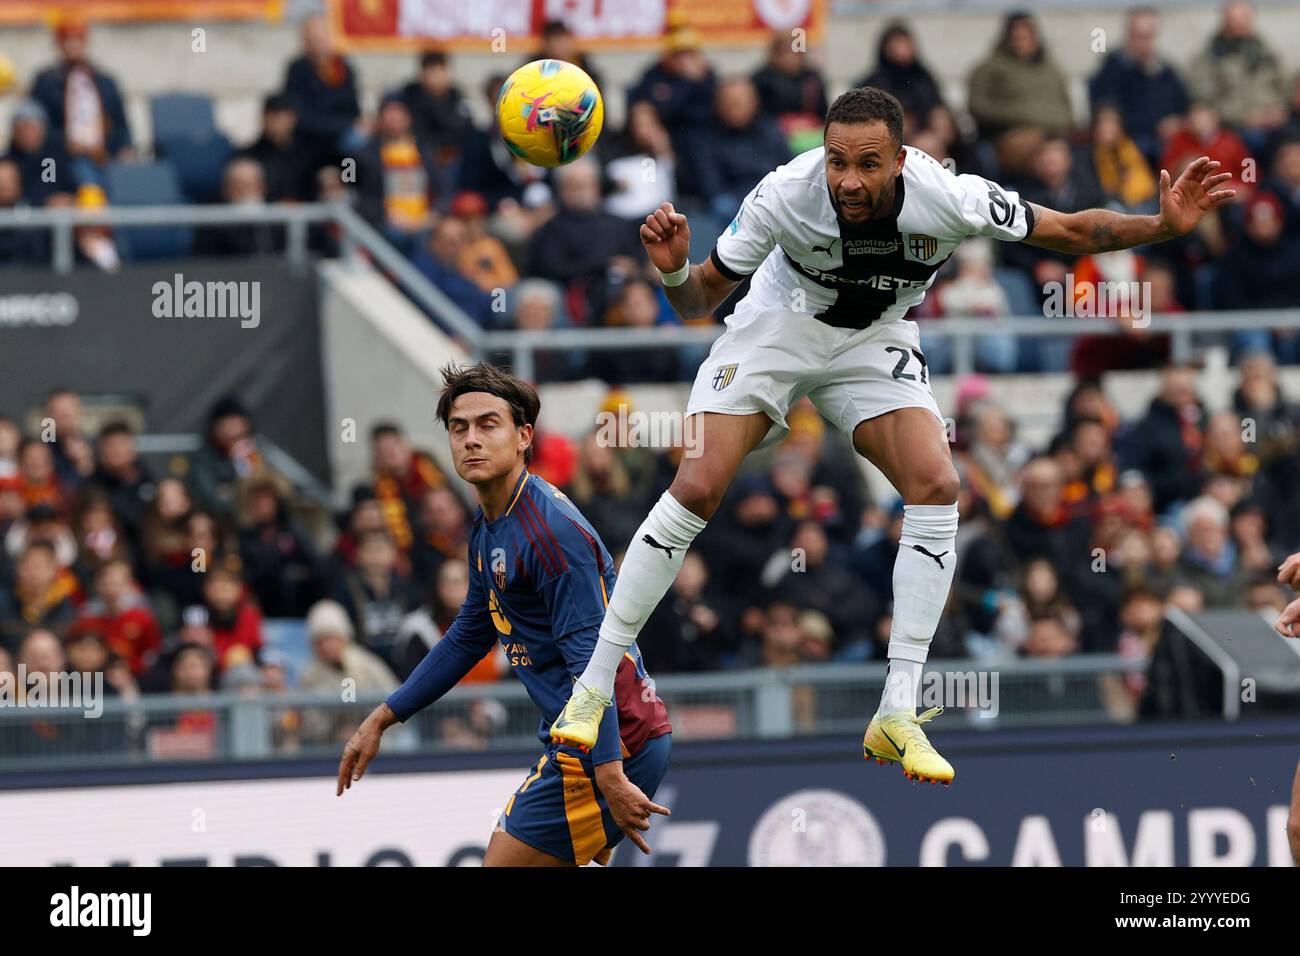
[863,707,955,785]
[549,686,611,753]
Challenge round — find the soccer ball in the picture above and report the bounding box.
[496,59,604,168]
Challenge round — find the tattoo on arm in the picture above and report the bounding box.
[1089,220,1120,252]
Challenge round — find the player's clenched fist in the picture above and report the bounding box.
[1277,552,1300,590]
[640,201,691,274]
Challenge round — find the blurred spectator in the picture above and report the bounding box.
[856,22,944,132]
[0,540,79,648]
[4,99,77,207]
[1003,137,1106,289]
[1215,193,1300,344]
[1174,495,1249,606]
[764,520,876,654]
[236,474,323,618]
[299,599,398,720]
[602,101,677,221]
[457,74,548,211]
[533,20,603,93]
[0,158,48,264]
[1124,365,1207,514]
[1067,251,1172,377]
[641,550,733,672]
[281,15,360,170]
[1088,7,1189,165]
[168,642,217,695]
[408,486,471,586]
[697,473,790,597]
[237,94,315,203]
[88,421,154,546]
[327,487,386,589]
[332,529,417,674]
[956,400,1031,521]
[1188,1,1287,147]
[137,479,194,598]
[751,32,828,151]
[683,77,791,223]
[357,94,435,254]
[366,422,446,556]
[490,278,585,379]
[413,215,496,326]
[626,20,716,161]
[1090,104,1157,211]
[588,278,682,384]
[189,396,265,518]
[450,190,517,294]
[1266,135,1300,237]
[1160,101,1252,201]
[567,431,642,551]
[967,12,1074,142]
[72,493,130,581]
[923,238,1018,374]
[400,51,474,159]
[1020,615,1080,658]
[78,558,161,675]
[15,438,71,515]
[43,387,92,488]
[29,14,132,173]
[397,559,503,681]
[527,158,643,324]
[195,158,286,257]
[7,501,79,569]
[201,555,263,671]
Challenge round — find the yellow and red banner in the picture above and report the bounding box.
[329,0,824,52]
[0,1,280,24]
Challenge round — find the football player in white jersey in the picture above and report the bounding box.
[550,87,1235,785]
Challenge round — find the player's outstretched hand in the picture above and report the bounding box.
[1276,598,1300,639]
[1159,156,1236,236]
[640,201,691,275]
[1277,552,1300,590]
[337,719,383,796]
[595,763,670,855]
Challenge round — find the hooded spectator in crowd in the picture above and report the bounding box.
[1215,193,1300,358]
[855,22,944,132]
[967,12,1073,147]
[299,598,398,706]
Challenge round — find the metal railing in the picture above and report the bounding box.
[4,205,1299,379]
[0,655,1149,771]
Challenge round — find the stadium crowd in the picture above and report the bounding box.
[2,4,1300,749]
[0,4,1298,370]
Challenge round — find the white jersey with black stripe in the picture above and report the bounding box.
[710,145,1034,329]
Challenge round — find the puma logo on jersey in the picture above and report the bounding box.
[643,534,676,559]
[811,238,838,257]
[912,545,949,570]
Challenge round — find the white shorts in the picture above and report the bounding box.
[686,305,946,450]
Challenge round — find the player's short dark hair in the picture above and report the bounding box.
[824,87,904,146]
[435,361,540,465]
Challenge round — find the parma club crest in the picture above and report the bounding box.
[712,363,738,390]
[908,234,939,261]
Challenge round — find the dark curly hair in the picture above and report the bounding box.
[824,87,905,146]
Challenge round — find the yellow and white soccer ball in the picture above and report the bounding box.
[496,59,604,168]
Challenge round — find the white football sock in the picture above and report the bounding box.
[878,502,959,716]
[576,491,707,698]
